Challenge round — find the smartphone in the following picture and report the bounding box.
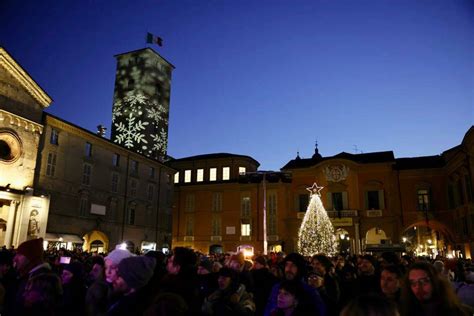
[59,256,71,264]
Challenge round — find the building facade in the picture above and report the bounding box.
[0,47,175,252]
[170,132,474,258]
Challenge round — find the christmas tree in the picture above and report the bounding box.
[297,183,338,256]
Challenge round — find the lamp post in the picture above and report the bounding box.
[245,170,275,255]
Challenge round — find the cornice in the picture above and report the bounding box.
[0,48,52,108]
[0,109,43,134]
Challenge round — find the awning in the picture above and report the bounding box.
[44,232,83,243]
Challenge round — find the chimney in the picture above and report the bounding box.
[97,125,107,137]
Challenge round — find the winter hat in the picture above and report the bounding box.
[254,255,267,267]
[63,261,85,279]
[284,252,307,278]
[118,256,156,290]
[218,267,236,280]
[105,248,134,266]
[17,238,44,265]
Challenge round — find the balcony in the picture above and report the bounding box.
[366,210,383,217]
[210,235,222,242]
[327,210,359,217]
[183,236,194,241]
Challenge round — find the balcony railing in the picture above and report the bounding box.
[327,210,359,217]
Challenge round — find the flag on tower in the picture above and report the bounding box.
[146,32,163,47]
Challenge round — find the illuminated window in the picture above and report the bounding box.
[185,170,192,183]
[46,152,57,176]
[222,167,230,180]
[210,168,217,181]
[174,172,179,183]
[85,142,92,157]
[112,153,120,167]
[111,173,119,193]
[50,129,59,145]
[197,169,204,182]
[241,223,251,236]
[239,167,246,175]
[82,164,91,185]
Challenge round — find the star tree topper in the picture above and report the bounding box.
[306,182,324,196]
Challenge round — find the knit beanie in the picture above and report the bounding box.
[63,261,84,279]
[118,256,156,290]
[17,238,44,265]
[284,253,307,278]
[104,248,134,266]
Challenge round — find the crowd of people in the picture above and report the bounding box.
[0,238,473,315]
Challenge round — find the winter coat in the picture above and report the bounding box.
[202,283,255,316]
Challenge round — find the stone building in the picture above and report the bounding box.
[0,47,175,252]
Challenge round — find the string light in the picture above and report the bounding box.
[297,183,338,256]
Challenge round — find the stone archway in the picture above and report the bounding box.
[365,227,387,244]
[83,230,109,253]
[402,220,456,256]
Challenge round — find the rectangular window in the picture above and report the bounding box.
[239,167,246,175]
[417,189,430,211]
[185,215,194,236]
[174,172,179,184]
[147,184,154,201]
[209,168,217,181]
[298,194,309,212]
[448,184,455,209]
[149,167,155,179]
[222,167,230,180]
[241,196,251,217]
[85,142,92,157]
[267,192,277,235]
[79,196,88,216]
[184,170,192,183]
[82,164,91,185]
[50,128,59,145]
[367,191,380,209]
[131,160,139,175]
[332,192,344,211]
[197,169,204,182]
[130,179,137,197]
[212,215,221,236]
[46,152,57,176]
[457,179,465,205]
[185,194,195,212]
[127,206,135,225]
[111,173,119,193]
[465,175,473,202]
[112,153,120,167]
[212,192,222,212]
[241,223,251,236]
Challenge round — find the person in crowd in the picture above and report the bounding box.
[197,257,219,309]
[340,294,399,316]
[308,254,340,316]
[104,247,134,285]
[380,264,402,309]
[159,247,200,314]
[144,292,189,316]
[85,256,109,316]
[354,254,381,295]
[0,250,15,312]
[107,255,156,315]
[264,253,326,316]
[202,267,255,316]
[228,252,254,293]
[400,261,471,316]
[453,264,474,309]
[22,272,63,316]
[251,255,278,316]
[269,279,311,316]
[59,261,86,316]
[7,238,51,315]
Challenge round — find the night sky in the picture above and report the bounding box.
[1,0,472,170]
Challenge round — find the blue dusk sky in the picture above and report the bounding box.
[1,0,473,170]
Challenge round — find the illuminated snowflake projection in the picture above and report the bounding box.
[114,113,149,148]
[150,128,168,153]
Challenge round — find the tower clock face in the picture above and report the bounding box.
[0,130,22,163]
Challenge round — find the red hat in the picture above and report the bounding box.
[17,238,44,264]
